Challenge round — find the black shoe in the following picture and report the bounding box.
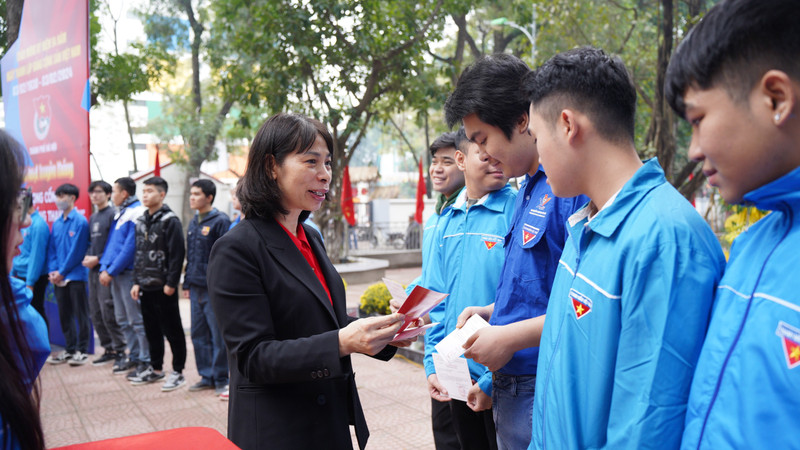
[130,366,165,385]
[112,356,135,375]
[92,351,117,366]
[126,363,149,381]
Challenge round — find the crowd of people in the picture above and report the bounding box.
[12,175,237,397]
[1,0,798,449]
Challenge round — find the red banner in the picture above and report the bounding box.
[415,159,426,224]
[341,165,356,226]
[1,0,91,225]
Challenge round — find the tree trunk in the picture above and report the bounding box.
[5,0,23,46]
[122,99,138,172]
[652,0,676,181]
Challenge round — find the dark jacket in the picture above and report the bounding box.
[133,205,185,291]
[184,207,230,289]
[86,204,116,266]
[207,216,396,450]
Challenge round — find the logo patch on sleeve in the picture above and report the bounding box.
[569,288,592,320]
[522,223,540,245]
[776,321,800,369]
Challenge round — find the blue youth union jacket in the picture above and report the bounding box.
[48,208,90,282]
[681,165,800,449]
[530,159,725,450]
[425,185,517,395]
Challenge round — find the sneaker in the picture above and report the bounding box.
[188,380,214,392]
[214,384,229,396]
[68,351,89,366]
[161,372,186,392]
[130,366,165,385]
[92,351,117,366]
[218,385,229,401]
[47,351,73,365]
[113,357,136,375]
[126,363,149,381]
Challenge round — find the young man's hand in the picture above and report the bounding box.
[463,325,515,372]
[164,285,175,296]
[467,383,492,412]
[427,373,450,402]
[99,271,113,286]
[456,304,494,328]
[48,271,64,285]
[82,255,99,269]
[130,284,140,301]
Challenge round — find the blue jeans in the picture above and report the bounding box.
[492,373,536,450]
[111,270,149,364]
[190,286,228,386]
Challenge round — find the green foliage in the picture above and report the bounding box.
[359,283,393,316]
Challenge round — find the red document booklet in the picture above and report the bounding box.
[383,278,448,343]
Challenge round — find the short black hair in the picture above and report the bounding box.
[429,132,457,157]
[89,180,112,195]
[240,113,333,221]
[454,127,470,153]
[55,183,80,199]
[191,179,216,204]
[444,53,531,139]
[523,46,636,144]
[665,0,800,118]
[114,177,136,196]
[143,176,168,194]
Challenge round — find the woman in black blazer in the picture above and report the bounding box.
[208,113,408,450]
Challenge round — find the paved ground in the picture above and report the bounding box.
[39,267,434,449]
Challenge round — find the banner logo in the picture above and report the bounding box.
[569,288,592,320]
[33,95,52,140]
[776,321,800,369]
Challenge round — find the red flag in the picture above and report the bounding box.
[154,150,161,177]
[415,158,426,224]
[341,165,356,226]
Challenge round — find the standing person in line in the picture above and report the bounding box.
[46,183,91,366]
[184,179,230,397]
[12,191,50,329]
[129,177,187,391]
[229,178,244,230]
[664,0,800,447]
[207,113,411,450]
[98,177,149,376]
[444,53,588,450]
[0,129,47,450]
[423,129,516,450]
[399,131,464,450]
[524,47,725,449]
[82,181,126,366]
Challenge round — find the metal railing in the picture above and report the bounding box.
[348,222,421,252]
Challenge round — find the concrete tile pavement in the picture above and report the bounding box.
[40,267,437,449]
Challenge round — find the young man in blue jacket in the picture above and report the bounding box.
[424,130,516,450]
[184,179,230,396]
[524,47,725,449]
[444,54,587,450]
[402,131,464,450]
[47,183,91,365]
[99,177,149,375]
[82,181,126,366]
[12,198,50,328]
[664,1,800,447]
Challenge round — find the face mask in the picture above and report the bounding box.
[55,200,70,211]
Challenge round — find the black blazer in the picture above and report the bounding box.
[208,216,395,450]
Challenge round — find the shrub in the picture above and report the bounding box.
[359,282,392,316]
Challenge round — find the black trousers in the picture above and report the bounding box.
[432,398,460,450]
[139,288,186,372]
[449,399,497,450]
[25,274,49,330]
[54,281,91,354]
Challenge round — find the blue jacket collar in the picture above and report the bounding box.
[581,158,666,238]
[453,184,513,213]
[742,164,800,212]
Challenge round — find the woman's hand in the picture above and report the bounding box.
[339,313,405,356]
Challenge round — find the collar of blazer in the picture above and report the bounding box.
[249,216,344,327]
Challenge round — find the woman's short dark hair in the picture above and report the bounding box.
[0,129,46,450]
[239,113,334,220]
